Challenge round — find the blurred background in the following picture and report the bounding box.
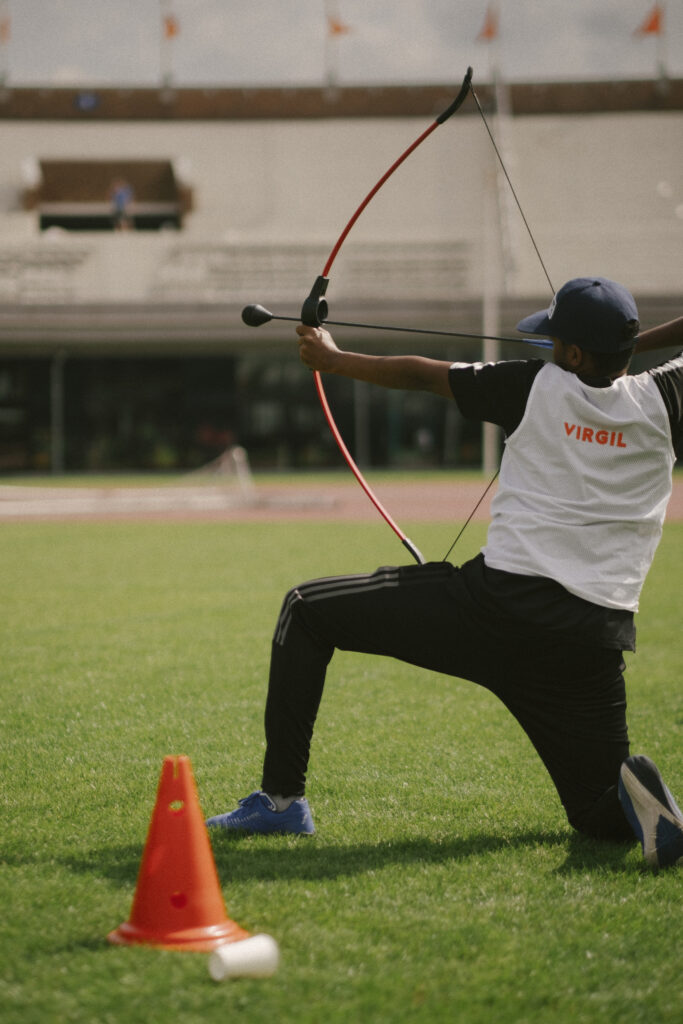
[0,1,680,475]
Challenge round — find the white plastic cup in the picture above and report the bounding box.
[208,933,280,981]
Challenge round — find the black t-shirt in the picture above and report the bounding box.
[450,354,683,444]
[447,351,683,652]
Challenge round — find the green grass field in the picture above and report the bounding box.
[1,512,682,1023]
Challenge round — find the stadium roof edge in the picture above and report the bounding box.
[0,78,680,120]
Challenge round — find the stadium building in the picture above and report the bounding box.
[0,77,680,474]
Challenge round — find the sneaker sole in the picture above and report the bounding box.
[619,759,683,869]
[206,813,314,835]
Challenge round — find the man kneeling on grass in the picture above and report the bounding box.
[207,278,683,870]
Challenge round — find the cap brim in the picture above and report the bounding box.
[521,338,553,349]
[516,310,552,337]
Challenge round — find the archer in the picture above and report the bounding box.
[207,279,683,871]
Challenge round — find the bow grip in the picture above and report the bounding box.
[301,276,330,326]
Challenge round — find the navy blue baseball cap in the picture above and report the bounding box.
[516,277,639,353]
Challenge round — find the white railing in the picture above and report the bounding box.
[0,235,476,306]
[0,244,91,303]
[150,240,474,303]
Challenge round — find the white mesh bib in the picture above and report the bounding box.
[483,363,675,611]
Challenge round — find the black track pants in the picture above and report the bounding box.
[261,561,633,841]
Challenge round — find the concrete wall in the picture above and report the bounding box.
[0,108,678,320]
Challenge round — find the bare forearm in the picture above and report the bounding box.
[296,325,453,396]
[635,317,683,354]
[327,350,452,395]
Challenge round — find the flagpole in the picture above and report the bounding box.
[0,0,9,90]
[160,0,175,89]
[635,3,668,83]
[323,1,352,92]
[476,1,500,79]
[324,0,336,89]
[657,1,668,81]
[476,2,506,475]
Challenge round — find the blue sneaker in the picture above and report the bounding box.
[618,755,683,869]
[206,791,315,835]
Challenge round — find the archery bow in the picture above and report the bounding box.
[298,67,475,566]
[243,67,555,564]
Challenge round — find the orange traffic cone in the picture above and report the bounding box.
[108,755,249,951]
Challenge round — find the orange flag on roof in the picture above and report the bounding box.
[635,4,663,35]
[328,16,351,37]
[164,14,179,39]
[477,6,499,42]
[0,16,10,44]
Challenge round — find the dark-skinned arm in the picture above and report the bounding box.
[296,325,454,398]
[635,317,683,354]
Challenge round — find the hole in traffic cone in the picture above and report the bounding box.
[108,755,249,951]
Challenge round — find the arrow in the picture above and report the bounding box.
[241,304,553,349]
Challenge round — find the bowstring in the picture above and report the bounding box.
[442,470,499,563]
[443,80,554,562]
[470,85,555,295]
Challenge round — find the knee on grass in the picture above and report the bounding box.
[568,786,635,843]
